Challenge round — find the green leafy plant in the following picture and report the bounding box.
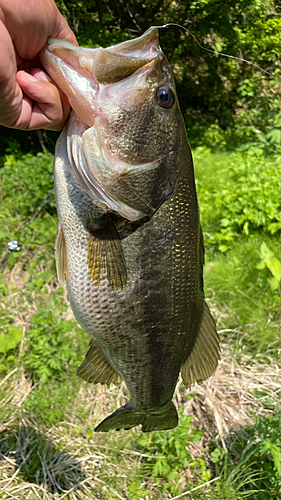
[25,293,86,383]
[0,326,22,354]
[256,242,281,292]
[257,114,281,150]
[135,413,206,495]
[0,325,23,372]
[195,147,281,252]
[229,407,281,500]
[0,148,55,217]
[256,409,281,478]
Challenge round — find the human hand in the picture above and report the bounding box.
[0,0,77,131]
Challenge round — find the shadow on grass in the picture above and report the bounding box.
[0,424,87,494]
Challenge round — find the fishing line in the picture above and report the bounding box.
[151,22,273,77]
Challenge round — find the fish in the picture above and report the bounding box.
[39,28,219,432]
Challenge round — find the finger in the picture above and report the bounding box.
[0,19,22,126]
[1,0,78,62]
[31,67,71,127]
[52,11,78,46]
[13,70,70,130]
[30,67,53,83]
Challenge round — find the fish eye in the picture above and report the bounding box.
[156,86,174,108]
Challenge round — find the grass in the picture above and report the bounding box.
[0,395,142,499]
[1,145,281,499]
[1,336,281,499]
[203,234,281,360]
[193,147,281,361]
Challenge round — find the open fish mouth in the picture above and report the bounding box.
[39,28,162,126]
[39,28,170,221]
[47,27,160,83]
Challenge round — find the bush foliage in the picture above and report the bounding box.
[53,0,281,146]
[194,146,281,251]
[1,2,281,499]
[1,0,281,151]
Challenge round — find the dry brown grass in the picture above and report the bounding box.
[1,338,280,499]
[1,265,281,499]
[0,373,141,500]
[183,342,281,454]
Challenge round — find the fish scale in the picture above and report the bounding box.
[40,27,220,432]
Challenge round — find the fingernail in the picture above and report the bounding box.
[31,69,50,83]
[21,72,37,82]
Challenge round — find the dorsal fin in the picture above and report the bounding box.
[77,339,122,385]
[181,301,220,387]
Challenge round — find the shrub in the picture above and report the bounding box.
[195,147,281,251]
[1,143,55,216]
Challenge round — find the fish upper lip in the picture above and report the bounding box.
[46,27,160,61]
[44,28,162,86]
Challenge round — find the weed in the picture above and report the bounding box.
[135,413,207,496]
[24,292,88,384]
[1,145,281,499]
[1,149,55,217]
[204,235,281,358]
[194,147,281,252]
[256,242,281,292]
[207,408,281,500]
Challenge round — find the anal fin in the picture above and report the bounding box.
[77,339,122,385]
[181,301,220,388]
[55,223,67,284]
[87,221,127,290]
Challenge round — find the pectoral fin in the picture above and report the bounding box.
[181,301,220,387]
[77,339,122,385]
[87,220,127,290]
[55,223,67,284]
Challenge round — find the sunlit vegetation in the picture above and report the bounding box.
[1,0,281,499]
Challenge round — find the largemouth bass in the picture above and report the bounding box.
[40,28,219,432]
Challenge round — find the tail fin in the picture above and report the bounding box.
[94,400,178,432]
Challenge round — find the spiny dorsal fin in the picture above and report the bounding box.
[55,223,67,284]
[181,301,220,388]
[87,221,127,290]
[77,339,122,385]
